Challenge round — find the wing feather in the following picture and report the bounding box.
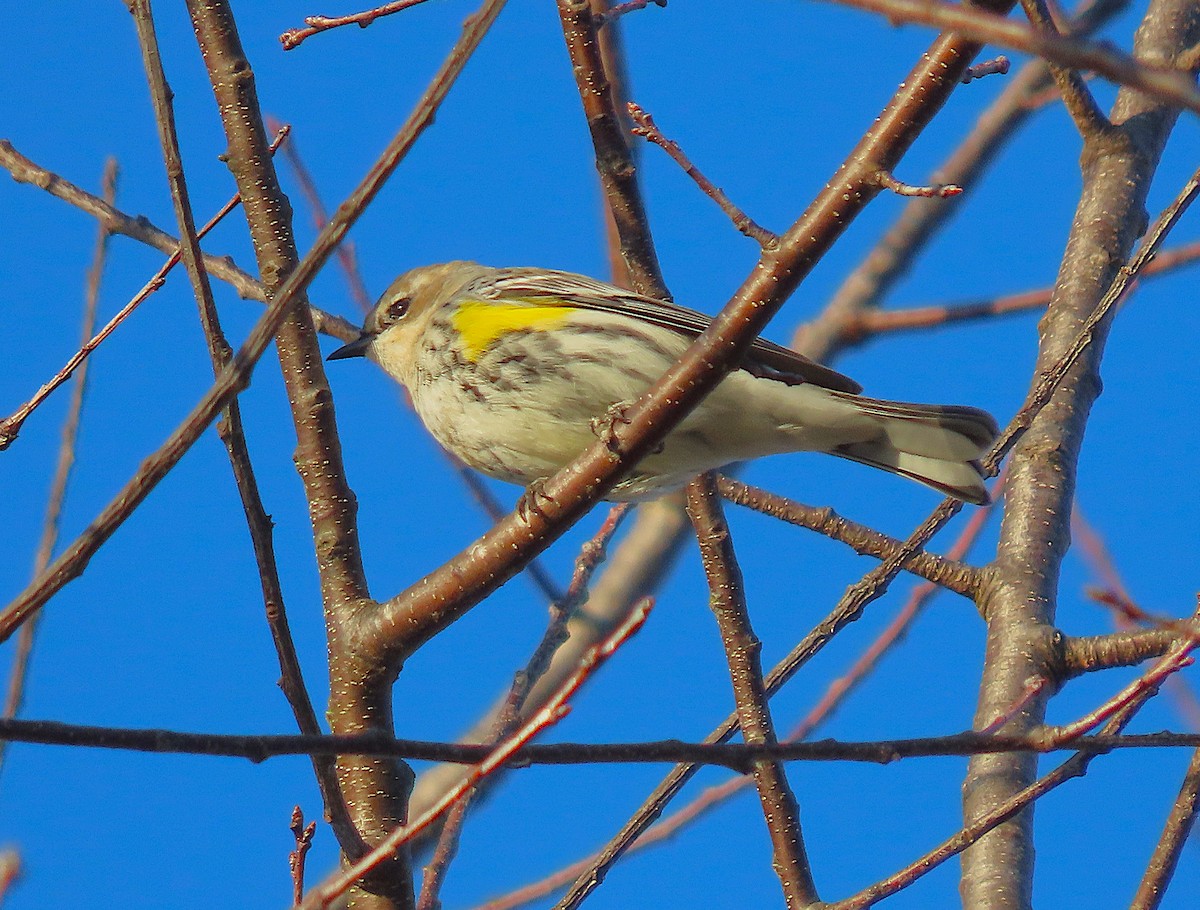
[466,268,862,394]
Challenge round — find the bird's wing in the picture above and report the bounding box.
[471,268,862,394]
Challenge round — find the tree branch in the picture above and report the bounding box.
[962,0,1200,902]
[718,477,983,597]
[555,0,668,298]
[685,476,818,907]
[127,0,357,859]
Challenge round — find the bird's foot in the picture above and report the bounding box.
[590,401,633,454]
[516,479,557,524]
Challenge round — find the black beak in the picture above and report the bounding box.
[327,333,372,361]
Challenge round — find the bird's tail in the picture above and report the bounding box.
[827,392,999,505]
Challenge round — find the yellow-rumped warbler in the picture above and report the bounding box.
[328,262,998,503]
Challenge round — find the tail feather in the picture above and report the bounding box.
[836,443,991,505]
[828,392,998,504]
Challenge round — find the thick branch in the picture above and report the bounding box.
[962,0,1200,904]
[127,0,356,857]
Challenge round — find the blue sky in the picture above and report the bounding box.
[2,2,1199,907]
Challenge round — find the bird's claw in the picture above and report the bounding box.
[517,479,557,524]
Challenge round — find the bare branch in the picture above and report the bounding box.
[1131,747,1200,910]
[627,102,778,246]
[128,0,357,857]
[555,0,668,298]
[820,0,1200,115]
[1018,0,1112,135]
[414,504,629,909]
[962,0,1200,899]
[1062,628,1187,674]
[281,0,434,50]
[685,475,818,907]
[0,158,116,776]
[0,131,335,451]
[297,603,652,910]
[718,477,983,597]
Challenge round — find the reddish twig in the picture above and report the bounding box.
[415,504,630,910]
[831,671,1169,908]
[1047,637,1199,745]
[476,474,1006,910]
[975,677,1051,734]
[1074,510,1200,725]
[289,807,318,905]
[297,602,652,910]
[281,0,434,50]
[627,101,778,246]
[269,118,374,314]
[848,237,1200,340]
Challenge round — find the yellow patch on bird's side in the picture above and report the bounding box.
[451,299,576,361]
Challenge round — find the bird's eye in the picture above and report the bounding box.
[388,295,417,324]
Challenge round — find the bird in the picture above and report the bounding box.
[327,261,998,504]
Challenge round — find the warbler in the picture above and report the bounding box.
[328,262,998,503]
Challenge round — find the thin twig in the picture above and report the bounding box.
[1018,0,1111,135]
[289,807,318,906]
[717,477,983,596]
[1073,510,1200,725]
[962,55,1011,82]
[830,685,1164,908]
[1131,746,1200,909]
[269,118,374,314]
[989,166,1200,473]
[627,102,778,246]
[0,130,301,451]
[876,170,963,198]
[415,505,630,910]
[555,0,668,298]
[0,159,116,778]
[820,0,1200,116]
[3,716,1200,765]
[847,238,1200,340]
[297,603,652,910]
[597,0,666,26]
[0,0,509,713]
[793,0,1130,360]
[281,0,434,50]
[685,475,818,907]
